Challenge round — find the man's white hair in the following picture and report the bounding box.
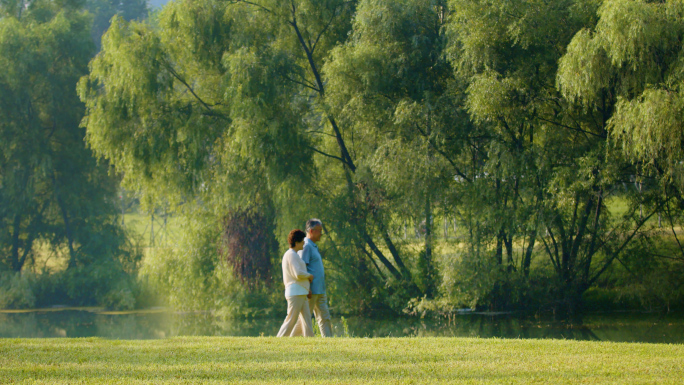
[306,218,323,232]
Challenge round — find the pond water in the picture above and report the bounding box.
[1,309,683,343]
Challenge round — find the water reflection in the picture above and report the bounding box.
[1,309,682,343]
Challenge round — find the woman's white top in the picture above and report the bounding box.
[281,248,312,298]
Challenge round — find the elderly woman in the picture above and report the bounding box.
[276,229,314,337]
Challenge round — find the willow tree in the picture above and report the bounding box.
[558,0,684,270]
[323,0,476,297]
[445,0,655,314]
[559,0,684,197]
[2,1,101,270]
[79,0,431,311]
[0,0,135,308]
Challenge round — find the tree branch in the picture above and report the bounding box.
[232,0,273,14]
[311,6,339,54]
[288,2,356,172]
[537,116,606,139]
[589,200,666,285]
[306,130,337,138]
[664,200,684,259]
[363,231,402,280]
[358,242,387,281]
[165,64,229,121]
[546,224,562,272]
[645,251,684,262]
[413,122,471,182]
[279,72,320,92]
[540,231,561,273]
[307,144,353,168]
[375,213,411,278]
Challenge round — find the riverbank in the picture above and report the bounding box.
[1,337,682,383]
[2,309,684,342]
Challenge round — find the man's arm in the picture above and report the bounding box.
[299,244,313,282]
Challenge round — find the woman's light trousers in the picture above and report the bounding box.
[277,295,314,337]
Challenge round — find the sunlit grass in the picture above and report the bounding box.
[1,337,682,384]
[24,241,69,273]
[606,195,631,219]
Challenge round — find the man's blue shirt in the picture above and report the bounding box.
[298,238,325,294]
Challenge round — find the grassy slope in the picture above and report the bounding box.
[1,337,682,384]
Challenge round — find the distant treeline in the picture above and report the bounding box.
[0,0,148,309]
[2,0,684,317]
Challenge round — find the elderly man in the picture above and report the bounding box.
[292,218,332,337]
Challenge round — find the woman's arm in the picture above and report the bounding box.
[288,252,312,280]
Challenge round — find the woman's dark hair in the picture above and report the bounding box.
[288,229,306,248]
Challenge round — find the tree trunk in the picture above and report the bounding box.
[495,229,504,266]
[504,232,514,270]
[18,231,36,273]
[423,109,435,297]
[57,195,77,269]
[378,222,411,279]
[522,228,536,277]
[10,214,21,272]
[363,231,402,280]
[424,192,435,297]
[51,172,77,268]
[151,211,155,247]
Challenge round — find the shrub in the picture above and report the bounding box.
[140,212,281,316]
[0,272,36,309]
[219,208,277,291]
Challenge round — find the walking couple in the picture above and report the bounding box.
[276,219,332,337]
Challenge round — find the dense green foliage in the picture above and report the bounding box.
[4,0,684,316]
[2,337,683,383]
[438,0,649,316]
[74,0,684,317]
[138,212,281,315]
[0,0,143,309]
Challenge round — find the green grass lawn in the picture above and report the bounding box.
[1,337,682,384]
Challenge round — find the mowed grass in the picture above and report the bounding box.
[1,337,682,384]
